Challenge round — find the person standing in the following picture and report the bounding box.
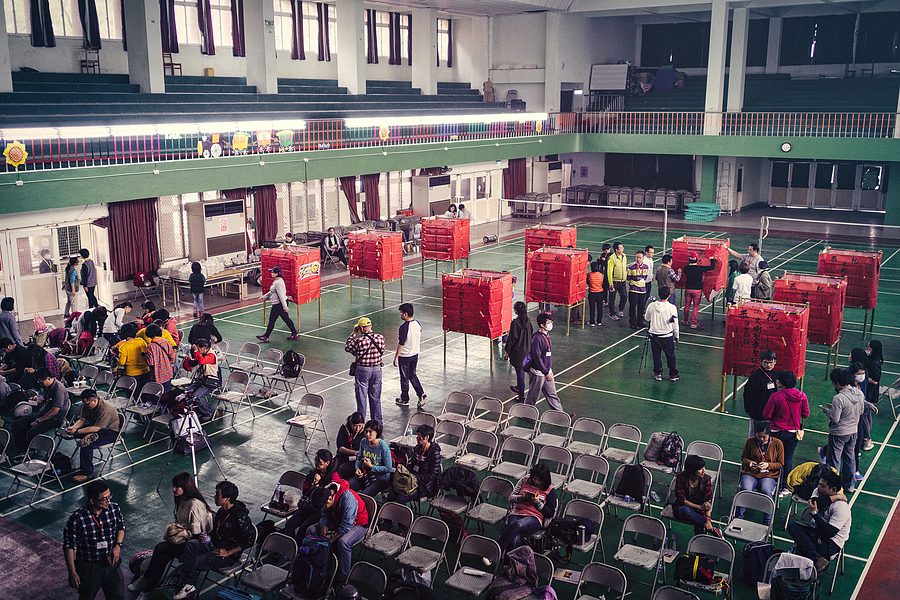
[256,266,300,343]
[457,203,472,220]
[114,324,150,390]
[753,261,773,300]
[587,262,605,327]
[63,257,82,318]
[0,297,22,346]
[144,324,176,393]
[762,370,809,493]
[822,368,865,492]
[655,255,681,305]
[63,479,125,600]
[79,249,99,309]
[642,245,656,298]
[626,250,649,329]
[39,248,55,273]
[743,350,778,437]
[862,340,883,452]
[345,317,386,423]
[682,253,716,329]
[732,263,753,304]
[188,262,206,318]
[596,243,612,307]
[606,242,628,321]
[505,301,533,402]
[644,287,680,382]
[394,303,426,409]
[524,313,563,411]
[727,243,764,293]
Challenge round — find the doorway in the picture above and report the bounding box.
[2,228,65,320]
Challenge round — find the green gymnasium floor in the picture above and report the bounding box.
[3,222,898,600]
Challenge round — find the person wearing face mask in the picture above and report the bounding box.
[847,358,878,484]
[762,371,809,494]
[736,421,784,523]
[523,313,563,411]
[743,350,778,437]
[821,368,865,492]
[862,340,883,451]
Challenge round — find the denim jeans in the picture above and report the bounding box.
[736,474,777,522]
[772,430,799,488]
[176,539,237,587]
[827,433,857,490]
[787,521,841,562]
[192,292,205,315]
[349,474,391,497]
[78,428,119,476]
[354,365,383,423]
[674,505,708,534]
[512,362,526,401]
[397,355,424,402]
[306,523,367,585]
[499,515,542,554]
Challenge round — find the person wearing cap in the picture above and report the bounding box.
[752,260,773,300]
[345,317,386,423]
[682,252,716,329]
[256,266,300,343]
[744,349,778,437]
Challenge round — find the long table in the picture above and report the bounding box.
[159,264,259,308]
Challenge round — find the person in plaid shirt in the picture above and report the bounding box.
[672,454,721,537]
[143,324,176,392]
[345,316,385,423]
[63,479,126,599]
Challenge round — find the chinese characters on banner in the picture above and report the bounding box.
[723,301,809,378]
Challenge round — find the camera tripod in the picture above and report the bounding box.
[639,333,652,373]
[155,403,227,493]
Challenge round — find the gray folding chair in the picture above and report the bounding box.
[260,470,306,519]
[124,381,165,437]
[230,342,261,372]
[601,423,642,466]
[65,364,100,396]
[347,562,388,600]
[723,490,776,544]
[563,499,606,562]
[534,553,554,586]
[455,430,498,472]
[536,445,574,489]
[499,403,539,440]
[653,586,700,600]
[607,464,653,516]
[362,501,414,560]
[214,370,253,425]
[685,441,724,498]
[564,454,610,502]
[575,562,627,600]
[97,413,133,476]
[641,432,685,475]
[0,429,11,468]
[614,514,667,597]
[445,535,502,596]
[466,397,504,433]
[532,410,572,448]
[435,420,466,458]
[198,525,259,590]
[282,393,328,451]
[76,337,111,368]
[465,475,513,533]
[566,417,606,456]
[437,391,475,425]
[391,412,438,449]
[253,347,283,392]
[678,535,734,598]
[491,437,535,481]
[5,434,62,505]
[241,532,297,596]
[396,516,452,579]
[103,375,138,412]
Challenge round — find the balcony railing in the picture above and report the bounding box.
[1,111,896,173]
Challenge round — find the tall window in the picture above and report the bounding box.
[5,0,122,39]
[399,14,410,61]
[209,0,233,48]
[274,1,334,57]
[174,0,201,45]
[437,17,451,64]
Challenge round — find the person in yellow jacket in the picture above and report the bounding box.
[787,462,841,499]
[137,326,176,348]
[606,242,628,321]
[112,322,150,387]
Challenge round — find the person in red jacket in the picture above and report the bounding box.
[763,370,810,492]
[181,338,218,420]
[304,479,369,586]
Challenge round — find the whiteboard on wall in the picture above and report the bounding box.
[589,64,629,91]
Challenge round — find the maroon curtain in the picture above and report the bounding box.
[447,19,453,68]
[388,12,400,65]
[230,0,245,56]
[108,198,160,282]
[339,176,361,223]
[406,14,412,66]
[31,0,56,47]
[366,9,378,64]
[159,0,178,53]
[197,0,215,55]
[317,2,331,61]
[222,188,246,200]
[362,174,381,221]
[120,0,127,51]
[253,185,278,243]
[78,0,102,49]
[502,158,527,199]
[290,0,305,60]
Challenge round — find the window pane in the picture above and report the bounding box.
[274,0,291,52]
[814,163,835,189]
[771,162,789,187]
[861,166,882,191]
[98,0,123,39]
[836,163,856,190]
[790,163,810,188]
[175,1,201,45]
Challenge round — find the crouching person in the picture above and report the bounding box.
[302,479,369,587]
[787,469,851,572]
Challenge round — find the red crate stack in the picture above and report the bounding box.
[723,301,809,378]
[524,225,578,259]
[525,247,589,305]
[816,247,881,309]
[260,246,321,305]
[671,236,730,300]
[421,217,471,261]
[347,231,405,281]
[442,269,514,339]
[773,273,847,346]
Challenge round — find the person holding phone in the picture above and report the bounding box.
[499,464,558,554]
[787,469,851,572]
[736,420,784,523]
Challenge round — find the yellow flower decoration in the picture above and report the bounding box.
[3,140,28,168]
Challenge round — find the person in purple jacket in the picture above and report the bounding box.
[524,313,563,410]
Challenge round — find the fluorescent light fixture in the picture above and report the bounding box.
[573,89,584,95]
[58,126,113,138]
[0,118,310,141]
[344,112,549,128]
[269,119,308,131]
[109,124,158,136]
[1,127,59,140]
[198,122,238,133]
[156,123,200,136]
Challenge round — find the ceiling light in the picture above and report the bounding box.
[344,113,549,128]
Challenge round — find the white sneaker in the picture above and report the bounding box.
[863,439,875,451]
[779,489,792,497]
[173,584,196,600]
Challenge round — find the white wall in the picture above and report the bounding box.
[563,152,606,187]
[489,12,546,110]
[450,16,488,86]
[557,15,636,94]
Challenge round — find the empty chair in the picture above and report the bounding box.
[465,476,514,533]
[532,410,572,448]
[396,516,452,577]
[491,437,535,481]
[124,382,165,435]
[445,535,502,597]
[653,586,700,600]
[535,445,573,489]
[391,412,438,449]
[601,423,642,465]
[434,420,466,458]
[614,514,667,597]
[96,413,133,476]
[724,490,776,544]
[253,347,283,388]
[499,403,539,440]
[575,562,628,600]
[283,393,328,451]
[678,535,734,598]
[566,417,606,456]
[685,441,724,498]
[363,502,414,559]
[77,337,111,366]
[347,562,388,600]
[65,364,100,395]
[466,397,504,433]
[607,464,653,516]
[437,391,475,425]
[241,532,297,597]
[5,434,62,505]
[455,430,499,472]
[564,454,610,502]
[103,376,138,411]
[230,342,261,372]
[213,371,253,424]
[214,339,231,369]
[260,470,306,519]
[93,369,115,393]
[562,499,606,562]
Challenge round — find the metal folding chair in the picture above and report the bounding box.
[614,514,667,598]
[445,535,501,596]
[282,393,328,451]
[214,371,253,425]
[575,563,627,600]
[5,434,63,505]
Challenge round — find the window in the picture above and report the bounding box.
[399,14,410,62]
[174,0,201,45]
[274,0,293,53]
[780,15,855,65]
[856,13,900,63]
[5,0,121,39]
[6,0,32,34]
[275,2,334,57]
[57,225,82,258]
[641,22,711,68]
[95,0,122,39]
[861,166,882,191]
[726,19,769,68]
[209,0,233,49]
[790,163,810,188]
[836,163,856,190]
[48,0,82,38]
[771,162,789,187]
[437,18,451,64]
[815,163,836,189]
[365,10,391,59]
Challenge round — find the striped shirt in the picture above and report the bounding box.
[627,261,649,294]
[145,338,176,384]
[63,502,125,562]
[345,332,386,367]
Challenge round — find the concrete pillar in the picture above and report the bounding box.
[700,156,719,203]
[544,13,561,113]
[885,163,900,226]
[0,0,13,92]
[243,0,277,94]
[336,0,365,95]
[411,8,437,95]
[703,0,729,135]
[727,7,749,112]
[765,17,782,74]
[894,89,900,139]
[123,0,165,93]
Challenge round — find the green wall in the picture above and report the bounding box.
[700,156,718,203]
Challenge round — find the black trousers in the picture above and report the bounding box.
[143,540,186,589]
[628,292,647,327]
[609,281,628,315]
[588,292,604,324]
[74,558,124,600]
[264,303,298,336]
[85,286,99,309]
[650,334,678,378]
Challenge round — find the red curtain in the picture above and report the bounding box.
[339,176,361,223]
[253,185,278,243]
[230,0,245,56]
[317,2,331,61]
[447,19,453,68]
[197,0,216,55]
[108,198,160,282]
[502,158,527,199]
[159,0,178,53]
[362,174,381,221]
[366,9,378,64]
[222,188,246,200]
[290,0,305,60]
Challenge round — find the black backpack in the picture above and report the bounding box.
[292,535,333,599]
[547,516,595,561]
[437,466,479,501]
[282,350,302,378]
[674,553,717,585]
[742,542,777,585]
[771,574,819,600]
[614,464,646,505]
[385,575,435,600]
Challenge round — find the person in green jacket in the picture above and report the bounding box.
[606,242,628,321]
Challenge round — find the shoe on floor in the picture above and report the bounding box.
[127,577,146,593]
[654,374,663,381]
[255,335,270,343]
[73,474,91,483]
[845,486,856,493]
[509,386,520,395]
[287,334,300,341]
[854,471,864,481]
[618,311,625,317]
[395,397,409,406]
[173,584,196,600]
[589,322,596,327]
[417,394,427,409]
[610,314,620,321]
[669,375,680,382]
[814,557,830,572]
[779,489,792,497]
[863,439,875,451]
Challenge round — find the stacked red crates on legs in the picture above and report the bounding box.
[773,274,847,346]
[347,231,404,281]
[421,217,470,261]
[671,236,730,300]
[524,225,577,261]
[525,247,589,306]
[723,301,809,378]
[816,247,881,309]
[260,246,321,305]
[442,269,514,339]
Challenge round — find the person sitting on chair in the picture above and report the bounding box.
[335,412,365,480]
[736,420,784,524]
[499,463,558,554]
[671,454,721,536]
[10,367,69,454]
[322,227,348,267]
[66,389,121,482]
[787,468,851,572]
[284,448,340,538]
[181,338,218,421]
[303,479,369,587]
[388,424,442,505]
[349,420,393,496]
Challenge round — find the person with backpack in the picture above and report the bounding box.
[284,449,341,539]
[389,424,442,504]
[499,463,558,554]
[505,301,533,402]
[303,479,369,587]
[821,367,865,492]
[256,266,301,343]
[524,313,563,411]
[350,419,393,496]
[737,421,784,522]
[786,469,852,572]
[763,370,810,493]
[752,261,773,300]
[743,349,778,436]
[394,303,426,409]
[787,462,841,500]
[344,317,386,423]
[671,455,721,536]
[188,262,206,318]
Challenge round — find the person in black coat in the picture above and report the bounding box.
[504,302,533,402]
[388,424,442,505]
[743,349,778,436]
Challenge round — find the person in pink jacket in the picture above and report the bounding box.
[763,370,810,492]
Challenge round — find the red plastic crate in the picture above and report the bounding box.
[442,269,514,339]
[773,273,847,346]
[347,231,405,281]
[524,225,577,258]
[525,247,589,305]
[260,246,321,305]
[421,217,471,261]
[723,301,809,378]
[816,247,881,310]
[671,236,730,300]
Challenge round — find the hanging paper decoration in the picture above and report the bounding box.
[4,140,28,169]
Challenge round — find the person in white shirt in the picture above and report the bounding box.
[642,245,655,297]
[256,266,300,343]
[102,301,133,342]
[644,287,680,381]
[732,263,753,304]
[787,468,851,572]
[443,203,458,218]
[457,204,472,220]
[393,303,426,409]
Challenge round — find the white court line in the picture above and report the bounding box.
[850,485,900,599]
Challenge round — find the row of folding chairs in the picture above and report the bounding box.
[224,342,310,401]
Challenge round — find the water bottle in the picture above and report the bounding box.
[650,490,661,502]
[273,483,283,507]
[669,532,678,551]
[405,425,413,439]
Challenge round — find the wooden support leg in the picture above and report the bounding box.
[368,279,371,299]
[349,277,353,302]
[731,375,738,412]
[581,300,586,329]
[262,301,267,325]
[870,308,876,336]
[297,303,301,333]
[490,338,494,373]
[422,257,425,283]
[443,331,447,366]
[799,376,805,392]
[464,334,468,358]
[720,374,727,413]
[382,282,386,308]
[318,297,322,327]
[400,277,404,301]
[834,339,840,370]
[825,344,832,380]
[566,306,572,336]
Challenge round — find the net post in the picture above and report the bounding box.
[662,208,668,252]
